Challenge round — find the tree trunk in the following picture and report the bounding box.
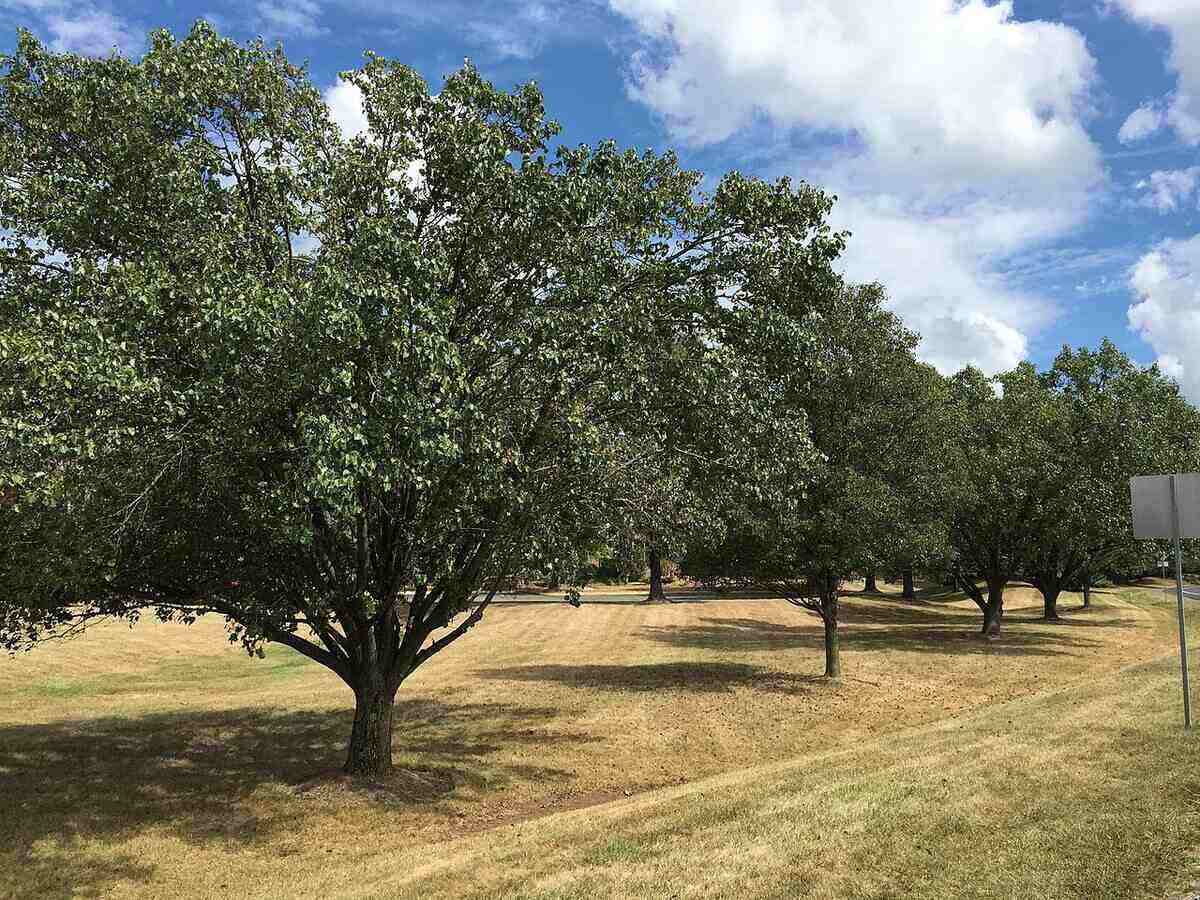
[981,577,1005,636]
[902,566,916,599]
[647,547,667,602]
[1081,579,1091,609]
[344,683,398,779]
[1042,587,1061,621]
[981,600,1003,636]
[863,570,878,593]
[821,591,840,679]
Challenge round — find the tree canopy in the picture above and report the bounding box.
[1021,340,1200,618]
[0,25,836,776]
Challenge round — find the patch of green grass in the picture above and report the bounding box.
[23,671,144,699]
[18,645,314,701]
[581,837,657,866]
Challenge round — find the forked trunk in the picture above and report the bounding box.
[344,683,398,779]
[863,571,878,593]
[821,591,840,679]
[981,576,1005,636]
[902,566,916,599]
[647,548,667,602]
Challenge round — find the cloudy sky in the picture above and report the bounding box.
[5,0,1200,394]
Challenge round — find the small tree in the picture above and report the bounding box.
[869,362,956,601]
[603,432,696,602]
[0,27,840,777]
[687,468,888,679]
[603,370,778,603]
[686,281,927,678]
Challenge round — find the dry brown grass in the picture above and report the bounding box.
[0,582,1193,899]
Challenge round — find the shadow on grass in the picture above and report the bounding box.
[856,585,964,602]
[638,615,1119,658]
[836,600,1138,630]
[0,697,577,898]
[477,661,823,695]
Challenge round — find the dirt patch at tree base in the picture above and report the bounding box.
[292,767,455,803]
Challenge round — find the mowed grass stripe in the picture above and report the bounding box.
[345,652,1199,900]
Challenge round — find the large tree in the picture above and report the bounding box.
[0,27,841,778]
[1023,341,1200,619]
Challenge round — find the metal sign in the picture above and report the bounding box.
[1131,474,1200,538]
[1130,473,1198,729]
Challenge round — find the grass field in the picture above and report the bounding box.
[1,581,1197,899]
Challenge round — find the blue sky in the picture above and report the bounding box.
[5,1,1200,396]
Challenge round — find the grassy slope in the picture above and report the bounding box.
[0,584,1196,899]
[362,626,1200,899]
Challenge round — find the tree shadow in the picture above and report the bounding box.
[476,661,822,695]
[0,697,578,898]
[911,586,967,601]
[639,615,1119,658]
[837,602,981,626]
[836,601,1138,631]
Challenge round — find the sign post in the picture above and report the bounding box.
[1169,476,1192,729]
[1131,473,1200,728]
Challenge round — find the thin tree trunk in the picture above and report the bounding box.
[902,565,916,599]
[863,570,878,593]
[344,682,398,779]
[1081,578,1091,609]
[821,591,840,679]
[646,547,667,602]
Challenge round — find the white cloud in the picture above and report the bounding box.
[832,195,1058,374]
[0,1,142,56]
[1115,0,1200,143]
[324,78,369,139]
[0,0,64,10]
[612,0,1097,190]
[609,0,1103,374]
[1073,274,1126,295]
[1118,103,1166,143]
[321,77,426,192]
[44,9,139,55]
[1128,234,1200,401]
[1136,166,1200,211]
[463,20,539,60]
[358,1,602,61]
[256,0,328,38]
